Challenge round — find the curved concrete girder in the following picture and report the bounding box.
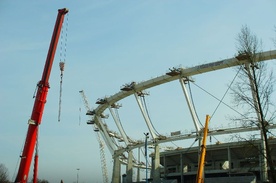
[94,50,276,116]
[92,50,276,155]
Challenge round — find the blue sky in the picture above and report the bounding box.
[1,1,276,182]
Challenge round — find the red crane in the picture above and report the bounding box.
[15,8,68,183]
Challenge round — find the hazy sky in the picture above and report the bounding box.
[1,1,276,182]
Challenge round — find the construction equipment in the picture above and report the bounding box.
[196,115,210,183]
[79,90,109,183]
[15,8,68,183]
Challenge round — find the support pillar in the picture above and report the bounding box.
[153,144,160,183]
[163,155,166,180]
[137,148,141,182]
[180,153,183,183]
[126,151,133,183]
[227,146,231,175]
[112,155,121,183]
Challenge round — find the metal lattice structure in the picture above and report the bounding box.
[79,90,109,183]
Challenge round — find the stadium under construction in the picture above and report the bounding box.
[81,50,276,183]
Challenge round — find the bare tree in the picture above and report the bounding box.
[233,26,276,134]
[0,163,10,183]
[231,25,276,182]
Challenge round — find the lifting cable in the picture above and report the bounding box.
[141,95,161,136]
[191,80,242,119]
[168,130,198,151]
[114,108,128,139]
[170,140,180,148]
[58,13,69,122]
[188,81,203,127]
[189,68,241,143]
[183,138,198,153]
[210,67,242,118]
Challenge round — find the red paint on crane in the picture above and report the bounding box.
[14,8,68,183]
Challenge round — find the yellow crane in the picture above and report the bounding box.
[196,115,210,183]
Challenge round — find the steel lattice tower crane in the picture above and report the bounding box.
[79,90,109,183]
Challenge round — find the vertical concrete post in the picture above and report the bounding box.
[126,151,133,183]
[227,146,232,175]
[163,155,166,180]
[153,144,160,183]
[150,154,154,181]
[136,167,140,182]
[137,148,141,182]
[180,153,183,183]
[112,155,121,183]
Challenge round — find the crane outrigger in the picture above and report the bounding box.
[15,8,68,183]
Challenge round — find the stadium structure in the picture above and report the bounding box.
[81,50,276,183]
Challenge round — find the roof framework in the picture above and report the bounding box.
[86,50,276,167]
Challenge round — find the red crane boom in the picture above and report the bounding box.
[15,8,68,183]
